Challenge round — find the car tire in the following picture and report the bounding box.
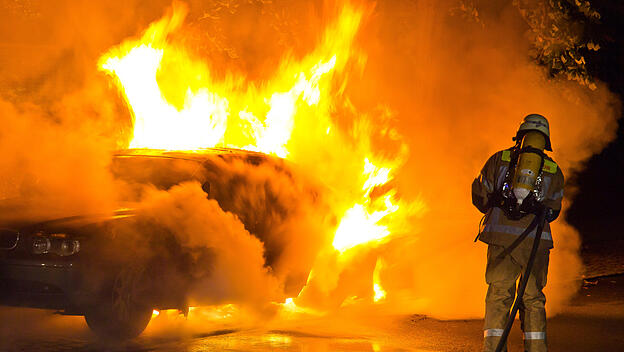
[83,264,153,340]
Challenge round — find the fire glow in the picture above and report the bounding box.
[99,1,423,310]
[99,2,356,157]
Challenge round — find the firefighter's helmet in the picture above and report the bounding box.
[515,114,552,151]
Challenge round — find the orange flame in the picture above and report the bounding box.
[373,258,387,302]
[99,2,361,157]
[333,158,399,252]
[99,1,424,311]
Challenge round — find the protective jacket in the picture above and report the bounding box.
[472,148,564,251]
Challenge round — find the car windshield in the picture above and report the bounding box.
[111,155,205,192]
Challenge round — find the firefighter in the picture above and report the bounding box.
[472,114,565,352]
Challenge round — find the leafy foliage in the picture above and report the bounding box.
[449,0,484,27]
[514,0,601,89]
[452,0,602,89]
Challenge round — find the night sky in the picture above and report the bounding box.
[566,1,624,243]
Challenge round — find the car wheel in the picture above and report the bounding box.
[84,264,153,340]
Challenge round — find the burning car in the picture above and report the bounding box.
[0,148,297,339]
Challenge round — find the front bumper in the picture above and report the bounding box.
[0,258,85,312]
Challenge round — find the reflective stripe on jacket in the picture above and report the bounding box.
[472,149,565,251]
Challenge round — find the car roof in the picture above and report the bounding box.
[113,148,272,163]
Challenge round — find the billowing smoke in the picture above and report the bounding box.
[118,156,333,315]
[0,0,154,218]
[352,0,620,317]
[0,0,620,328]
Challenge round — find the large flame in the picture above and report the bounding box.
[99,2,359,157]
[99,1,424,310]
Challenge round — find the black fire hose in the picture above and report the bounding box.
[494,207,548,352]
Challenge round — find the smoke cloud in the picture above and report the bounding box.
[122,155,332,315]
[0,0,620,329]
[351,0,620,317]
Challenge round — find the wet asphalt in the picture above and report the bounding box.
[0,274,622,352]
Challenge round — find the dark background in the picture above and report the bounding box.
[566,1,624,244]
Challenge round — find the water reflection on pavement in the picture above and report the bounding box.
[3,275,624,351]
[6,328,403,352]
[1,306,424,352]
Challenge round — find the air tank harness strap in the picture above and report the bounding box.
[502,146,520,189]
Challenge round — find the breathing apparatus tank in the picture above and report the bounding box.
[495,114,551,219]
[512,131,546,205]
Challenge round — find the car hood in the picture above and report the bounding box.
[0,198,137,231]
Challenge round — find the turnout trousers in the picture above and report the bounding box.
[483,244,549,352]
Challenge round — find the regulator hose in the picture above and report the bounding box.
[494,206,548,352]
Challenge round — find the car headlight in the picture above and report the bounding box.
[58,239,80,256]
[32,237,51,254]
[32,233,80,256]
